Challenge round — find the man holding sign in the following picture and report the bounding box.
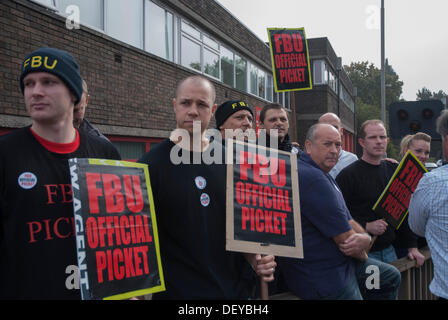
[138,76,275,299]
[0,47,120,299]
[336,120,424,265]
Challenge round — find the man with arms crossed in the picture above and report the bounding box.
[278,123,400,299]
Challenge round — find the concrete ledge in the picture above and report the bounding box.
[0,114,31,128]
[0,115,171,139]
[94,124,170,139]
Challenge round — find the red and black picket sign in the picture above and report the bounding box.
[69,158,165,300]
[372,151,428,229]
[226,140,303,258]
[267,28,312,92]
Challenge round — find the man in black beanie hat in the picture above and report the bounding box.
[215,100,254,139]
[20,47,84,105]
[0,47,120,299]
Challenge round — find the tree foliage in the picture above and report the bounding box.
[345,60,404,159]
[416,87,446,100]
[345,59,403,107]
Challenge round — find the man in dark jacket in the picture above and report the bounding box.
[259,103,301,155]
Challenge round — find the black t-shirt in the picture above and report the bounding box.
[336,159,417,251]
[0,126,121,299]
[138,139,254,299]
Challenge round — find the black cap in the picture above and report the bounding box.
[20,47,83,105]
[215,100,253,129]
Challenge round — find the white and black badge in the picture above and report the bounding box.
[18,172,38,190]
[194,176,207,190]
[200,193,210,207]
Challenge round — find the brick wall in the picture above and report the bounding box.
[0,0,272,137]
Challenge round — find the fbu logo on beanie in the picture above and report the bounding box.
[22,55,58,71]
[19,47,83,105]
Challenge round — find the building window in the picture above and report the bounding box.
[145,0,174,61]
[341,85,355,112]
[328,69,337,93]
[266,74,273,102]
[324,62,329,84]
[109,136,163,162]
[105,0,143,48]
[31,0,56,8]
[284,91,290,110]
[314,60,334,87]
[203,47,219,78]
[180,20,220,79]
[57,0,104,30]
[249,63,258,96]
[112,141,146,161]
[257,69,266,99]
[220,46,234,87]
[181,19,200,39]
[203,34,219,51]
[181,34,201,71]
[235,54,247,92]
[278,91,284,106]
[313,60,324,84]
[273,91,290,110]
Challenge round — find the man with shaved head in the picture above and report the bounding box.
[318,112,358,178]
[138,75,275,299]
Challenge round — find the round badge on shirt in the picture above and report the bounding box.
[200,193,210,207]
[18,172,38,189]
[195,176,207,190]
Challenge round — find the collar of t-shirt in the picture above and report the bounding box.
[30,127,80,154]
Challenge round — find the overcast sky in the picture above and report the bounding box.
[216,0,447,101]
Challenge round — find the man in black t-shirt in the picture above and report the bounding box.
[336,120,424,265]
[138,76,275,299]
[0,47,120,299]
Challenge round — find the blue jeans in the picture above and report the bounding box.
[368,245,398,263]
[354,257,401,300]
[321,272,363,300]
